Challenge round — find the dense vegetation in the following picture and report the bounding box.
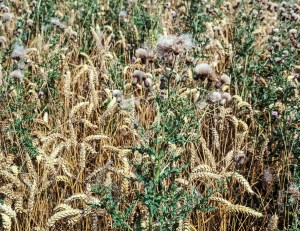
[0,0,299,230]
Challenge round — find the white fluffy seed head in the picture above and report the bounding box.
[220,74,231,85]
[27,19,34,26]
[2,12,14,22]
[135,48,147,58]
[195,63,213,76]
[143,78,152,89]
[289,28,297,35]
[222,92,232,102]
[10,69,24,80]
[119,10,127,20]
[0,36,6,44]
[209,91,222,103]
[11,44,26,60]
[133,70,144,79]
[112,89,122,97]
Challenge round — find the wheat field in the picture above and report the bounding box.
[0,0,299,230]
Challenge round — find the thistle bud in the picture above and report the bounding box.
[112,89,122,103]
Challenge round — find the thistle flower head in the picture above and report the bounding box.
[289,28,297,37]
[135,48,148,63]
[27,19,34,27]
[0,36,6,45]
[220,74,231,85]
[194,63,214,81]
[112,89,122,103]
[132,70,144,86]
[11,44,26,60]
[2,12,14,22]
[209,91,222,103]
[10,69,24,80]
[233,151,246,167]
[50,18,67,30]
[143,78,152,89]
[156,34,194,57]
[221,92,232,102]
[263,168,273,183]
[119,10,127,21]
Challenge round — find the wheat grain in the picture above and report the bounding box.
[41,133,65,144]
[226,172,255,194]
[79,143,86,173]
[86,161,112,181]
[200,138,216,170]
[225,204,263,217]
[47,209,82,228]
[192,164,213,173]
[0,204,16,219]
[55,175,70,183]
[211,127,220,148]
[1,213,11,231]
[225,150,235,167]
[54,204,73,213]
[24,151,38,180]
[83,135,109,142]
[80,119,97,129]
[0,170,21,188]
[88,68,99,107]
[267,214,279,231]
[209,197,233,206]
[27,179,37,213]
[190,172,222,181]
[50,142,67,158]
[64,194,88,203]
[83,142,97,154]
[69,102,90,119]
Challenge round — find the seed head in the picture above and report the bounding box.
[289,28,297,38]
[10,69,24,80]
[132,70,144,86]
[220,74,231,85]
[233,151,246,167]
[209,91,222,103]
[143,78,152,89]
[27,19,34,27]
[0,36,6,45]
[11,44,26,60]
[2,12,14,23]
[112,89,122,103]
[263,168,273,183]
[50,18,67,30]
[194,63,214,81]
[135,48,148,64]
[222,92,232,102]
[157,34,194,57]
[119,10,127,21]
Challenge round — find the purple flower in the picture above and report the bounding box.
[271,111,278,117]
[38,91,44,99]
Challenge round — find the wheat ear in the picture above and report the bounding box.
[0,213,11,231]
[47,209,82,228]
[226,172,255,194]
[225,204,263,218]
